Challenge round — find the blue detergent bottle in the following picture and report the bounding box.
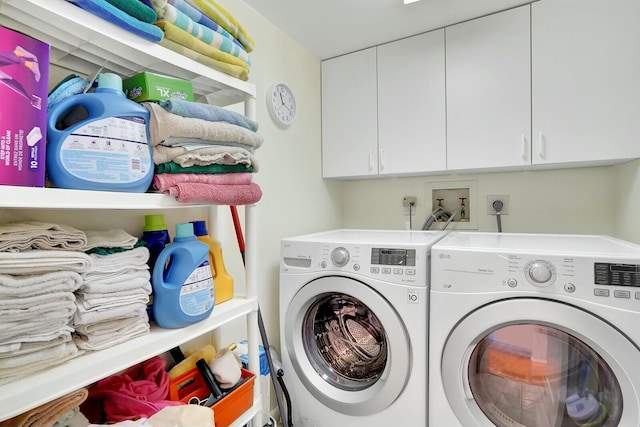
[141,213,171,320]
[46,72,153,192]
[152,222,215,329]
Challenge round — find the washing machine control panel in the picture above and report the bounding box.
[524,259,556,287]
[315,243,428,285]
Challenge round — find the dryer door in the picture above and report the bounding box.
[441,298,640,427]
[284,275,410,416]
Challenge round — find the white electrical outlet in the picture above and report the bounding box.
[487,195,510,215]
[403,196,417,216]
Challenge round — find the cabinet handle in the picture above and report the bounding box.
[521,135,528,161]
[379,149,385,171]
[369,149,374,171]
[539,132,546,159]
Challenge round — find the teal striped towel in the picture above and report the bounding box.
[151,0,251,66]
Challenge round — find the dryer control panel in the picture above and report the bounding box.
[281,239,432,287]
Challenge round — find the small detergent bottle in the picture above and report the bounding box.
[152,222,215,328]
[46,72,153,192]
[141,214,171,271]
[141,214,171,320]
[191,220,234,305]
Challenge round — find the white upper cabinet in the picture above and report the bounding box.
[445,5,531,172]
[377,30,446,176]
[322,48,378,178]
[531,0,640,167]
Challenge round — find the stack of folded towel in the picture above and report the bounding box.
[0,221,94,386]
[65,0,164,42]
[151,0,254,80]
[144,99,263,205]
[74,230,152,351]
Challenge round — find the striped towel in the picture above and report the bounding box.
[156,21,250,80]
[167,0,238,45]
[152,0,251,65]
[185,0,254,52]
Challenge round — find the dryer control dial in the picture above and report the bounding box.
[524,260,556,287]
[331,247,350,267]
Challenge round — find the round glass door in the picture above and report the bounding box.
[284,275,410,416]
[441,299,640,427]
[469,324,622,427]
[302,293,387,392]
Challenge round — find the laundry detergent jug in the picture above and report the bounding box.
[152,222,215,328]
[46,72,153,192]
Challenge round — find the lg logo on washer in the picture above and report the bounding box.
[439,253,451,259]
[407,289,420,304]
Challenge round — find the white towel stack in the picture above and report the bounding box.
[0,268,88,385]
[74,244,152,351]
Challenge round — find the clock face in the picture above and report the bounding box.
[270,83,296,125]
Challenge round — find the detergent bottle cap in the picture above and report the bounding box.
[97,73,123,91]
[175,222,195,238]
[144,214,168,232]
[191,220,208,236]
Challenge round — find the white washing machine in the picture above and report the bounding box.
[280,229,448,427]
[429,231,640,427]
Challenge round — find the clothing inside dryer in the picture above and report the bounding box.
[468,324,622,427]
[302,292,387,392]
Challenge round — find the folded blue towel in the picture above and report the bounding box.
[158,99,259,132]
[66,0,164,43]
[48,76,90,109]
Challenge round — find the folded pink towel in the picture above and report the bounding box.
[153,172,252,190]
[166,182,262,205]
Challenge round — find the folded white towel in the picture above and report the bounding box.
[0,220,87,252]
[0,316,74,343]
[82,265,150,283]
[83,228,139,251]
[85,246,150,274]
[0,326,74,348]
[0,337,75,369]
[79,285,152,306]
[80,271,151,294]
[0,292,76,322]
[0,329,72,356]
[73,302,148,325]
[74,321,150,351]
[76,292,150,311]
[0,341,78,385]
[75,310,148,336]
[0,250,93,275]
[152,144,259,171]
[0,271,82,297]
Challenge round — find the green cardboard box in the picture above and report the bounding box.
[123,72,194,102]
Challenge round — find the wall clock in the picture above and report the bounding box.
[267,82,297,126]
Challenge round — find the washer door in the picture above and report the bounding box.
[284,275,410,416]
[441,298,640,427]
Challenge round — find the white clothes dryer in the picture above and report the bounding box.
[280,229,447,427]
[429,232,640,427]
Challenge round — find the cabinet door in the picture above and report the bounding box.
[532,0,640,166]
[446,5,531,171]
[377,30,446,175]
[322,48,378,178]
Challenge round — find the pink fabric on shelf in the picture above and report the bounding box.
[152,172,253,191]
[81,356,183,424]
[167,182,262,205]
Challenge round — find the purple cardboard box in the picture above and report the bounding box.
[0,26,49,187]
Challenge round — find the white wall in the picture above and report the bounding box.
[340,166,617,235]
[615,159,640,243]
[215,0,342,359]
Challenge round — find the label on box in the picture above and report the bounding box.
[0,26,49,187]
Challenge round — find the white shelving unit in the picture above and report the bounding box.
[0,0,261,423]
